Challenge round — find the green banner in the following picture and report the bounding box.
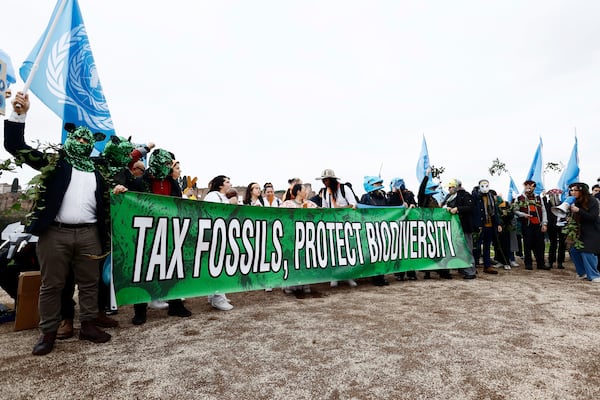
[110,192,472,305]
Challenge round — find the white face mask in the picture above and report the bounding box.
[479,181,490,194]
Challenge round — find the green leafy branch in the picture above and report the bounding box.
[562,218,584,250]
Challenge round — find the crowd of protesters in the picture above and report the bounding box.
[3,91,600,356]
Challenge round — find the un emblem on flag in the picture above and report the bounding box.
[46,25,114,131]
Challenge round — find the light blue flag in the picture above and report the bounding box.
[556,137,579,201]
[416,135,430,183]
[507,175,520,203]
[0,49,17,84]
[19,0,114,152]
[0,49,17,114]
[525,137,544,195]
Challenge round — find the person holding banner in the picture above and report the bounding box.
[281,183,317,294]
[203,175,235,311]
[4,92,112,355]
[387,178,418,281]
[418,173,453,279]
[316,169,358,288]
[360,176,391,286]
[129,149,193,325]
[262,182,282,207]
[243,182,265,206]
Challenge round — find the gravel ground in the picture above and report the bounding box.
[1,261,599,400]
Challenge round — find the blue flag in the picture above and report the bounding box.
[19,0,114,152]
[556,136,579,200]
[0,49,17,114]
[0,49,17,84]
[416,135,430,183]
[416,135,442,201]
[507,175,520,203]
[525,137,544,195]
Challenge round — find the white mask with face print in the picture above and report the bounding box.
[479,180,490,194]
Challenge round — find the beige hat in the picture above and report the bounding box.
[316,169,339,180]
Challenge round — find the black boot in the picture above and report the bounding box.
[79,321,111,343]
[132,303,148,325]
[32,331,57,356]
[167,299,192,317]
[372,275,389,286]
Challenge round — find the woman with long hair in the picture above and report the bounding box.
[566,182,600,282]
[203,175,236,309]
[243,182,264,206]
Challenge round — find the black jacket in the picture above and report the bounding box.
[442,189,474,233]
[4,120,109,250]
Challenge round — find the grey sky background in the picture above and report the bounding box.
[2,1,600,197]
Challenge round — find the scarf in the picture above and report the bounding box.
[148,149,173,179]
[102,136,135,176]
[63,126,95,172]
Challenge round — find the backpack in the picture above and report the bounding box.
[341,182,360,204]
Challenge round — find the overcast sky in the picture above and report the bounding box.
[2,1,600,197]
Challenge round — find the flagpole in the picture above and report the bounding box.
[20,0,69,95]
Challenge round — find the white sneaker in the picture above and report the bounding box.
[504,265,511,270]
[148,300,169,310]
[265,288,273,292]
[510,261,519,267]
[283,287,294,294]
[577,274,588,280]
[591,278,600,283]
[347,279,357,287]
[211,296,233,311]
[330,281,338,288]
[302,285,311,294]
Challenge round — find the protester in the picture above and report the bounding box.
[225,188,239,205]
[495,194,514,270]
[4,92,111,355]
[280,183,317,294]
[441,178,477,279]
[592,184,600,201]
[565,182,600,282]
[130,150,193,325]
[418,173,452,279]
[472,180,503,275]
[387,178,418,281]
[203,175,235,310]
[317,169,357,209]
[262,182,282,207]
[514,180,549,270]
[283,177,302,201]
[544,189,567,269]
[243,182,265,206]
[359,176,390,286]
[130,160,146,177]
[55,136,138,338]
[316,169,358,288]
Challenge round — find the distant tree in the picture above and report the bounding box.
[11,178,19,193]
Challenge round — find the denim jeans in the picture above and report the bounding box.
[569,248,600,280]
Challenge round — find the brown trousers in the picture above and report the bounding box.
[36,225,101,333]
